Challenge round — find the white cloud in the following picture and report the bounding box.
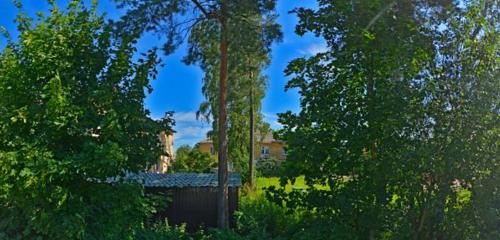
[300,42,328,56]
[173,111,199,123]
[170,111,286,150]
[150,111,203,123]
[263,112,283,129]
[149,112,167,120]
[171,111,211,150]
[175,126,211,140]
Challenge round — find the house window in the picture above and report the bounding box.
[210,146,216,155]
[261,146,270,158]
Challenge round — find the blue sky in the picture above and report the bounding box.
[0,0,326,149]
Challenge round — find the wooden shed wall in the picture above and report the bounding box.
[148,187,239,232]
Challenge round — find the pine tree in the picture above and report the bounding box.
[115,0,281,227]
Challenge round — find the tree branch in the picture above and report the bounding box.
[191,0,214,19]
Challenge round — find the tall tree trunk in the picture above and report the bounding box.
[217,9,229,228]
[248,71,255,187]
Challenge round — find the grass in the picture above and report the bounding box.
[255,176,308,192]
[244,176,328,199]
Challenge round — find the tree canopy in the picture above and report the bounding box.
[172,145,217,173]
[273,0,499,239]
[187,6,282,182]
[0,0,497,238]
[0,1,172,238]
[115,0,282,226]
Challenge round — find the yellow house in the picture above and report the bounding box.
[197,139,216,156]
[197,132,286,161]
[150,130,175,173]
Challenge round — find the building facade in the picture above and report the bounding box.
[196,132,286,161]
[150,131,175,173]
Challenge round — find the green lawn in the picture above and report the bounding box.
[244,176,328,199]
[255,176,308,192]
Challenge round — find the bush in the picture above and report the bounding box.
[135,221,194,240]
[172,145,217,173]
[256,158,281,177]
[203,229,245,240]
[235,192,351,239]
[136,220,246,240]
[235,195,301,239]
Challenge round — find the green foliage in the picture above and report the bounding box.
[0,1,171,239]
[183,2,282,179]
[256,157,281,177]
[235,192,342,240]
[135,221,194,240]
[136,220,245,240]
[203,229,246,240]
[139,178,334,239]
[172,145,217,173]
[115,0,283,181]
[274,0,499,239]
[235,195,299,239]
[144,191,172,225]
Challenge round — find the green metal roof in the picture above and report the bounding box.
[128,172,242,188]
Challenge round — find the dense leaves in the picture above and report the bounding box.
[274,0,499,239]
[172,145,217,173]
[256,157,281,177]
[1,0,497,239]
[0,1,172,239]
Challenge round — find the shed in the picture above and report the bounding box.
[131,172,241,231]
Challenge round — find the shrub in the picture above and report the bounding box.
[136,220,247,240]
[235,195,301,239]
[172,145,217,173]
[256,158,281,177]
[135,221,193,240]
[203,229,245,240]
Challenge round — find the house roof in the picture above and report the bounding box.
[258,132,281,143]
[127,172,242,188]
[198,132,283,145]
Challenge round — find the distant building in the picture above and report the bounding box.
[197,139,217,156]
[150,131,175,173]
[197,131,286,161]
